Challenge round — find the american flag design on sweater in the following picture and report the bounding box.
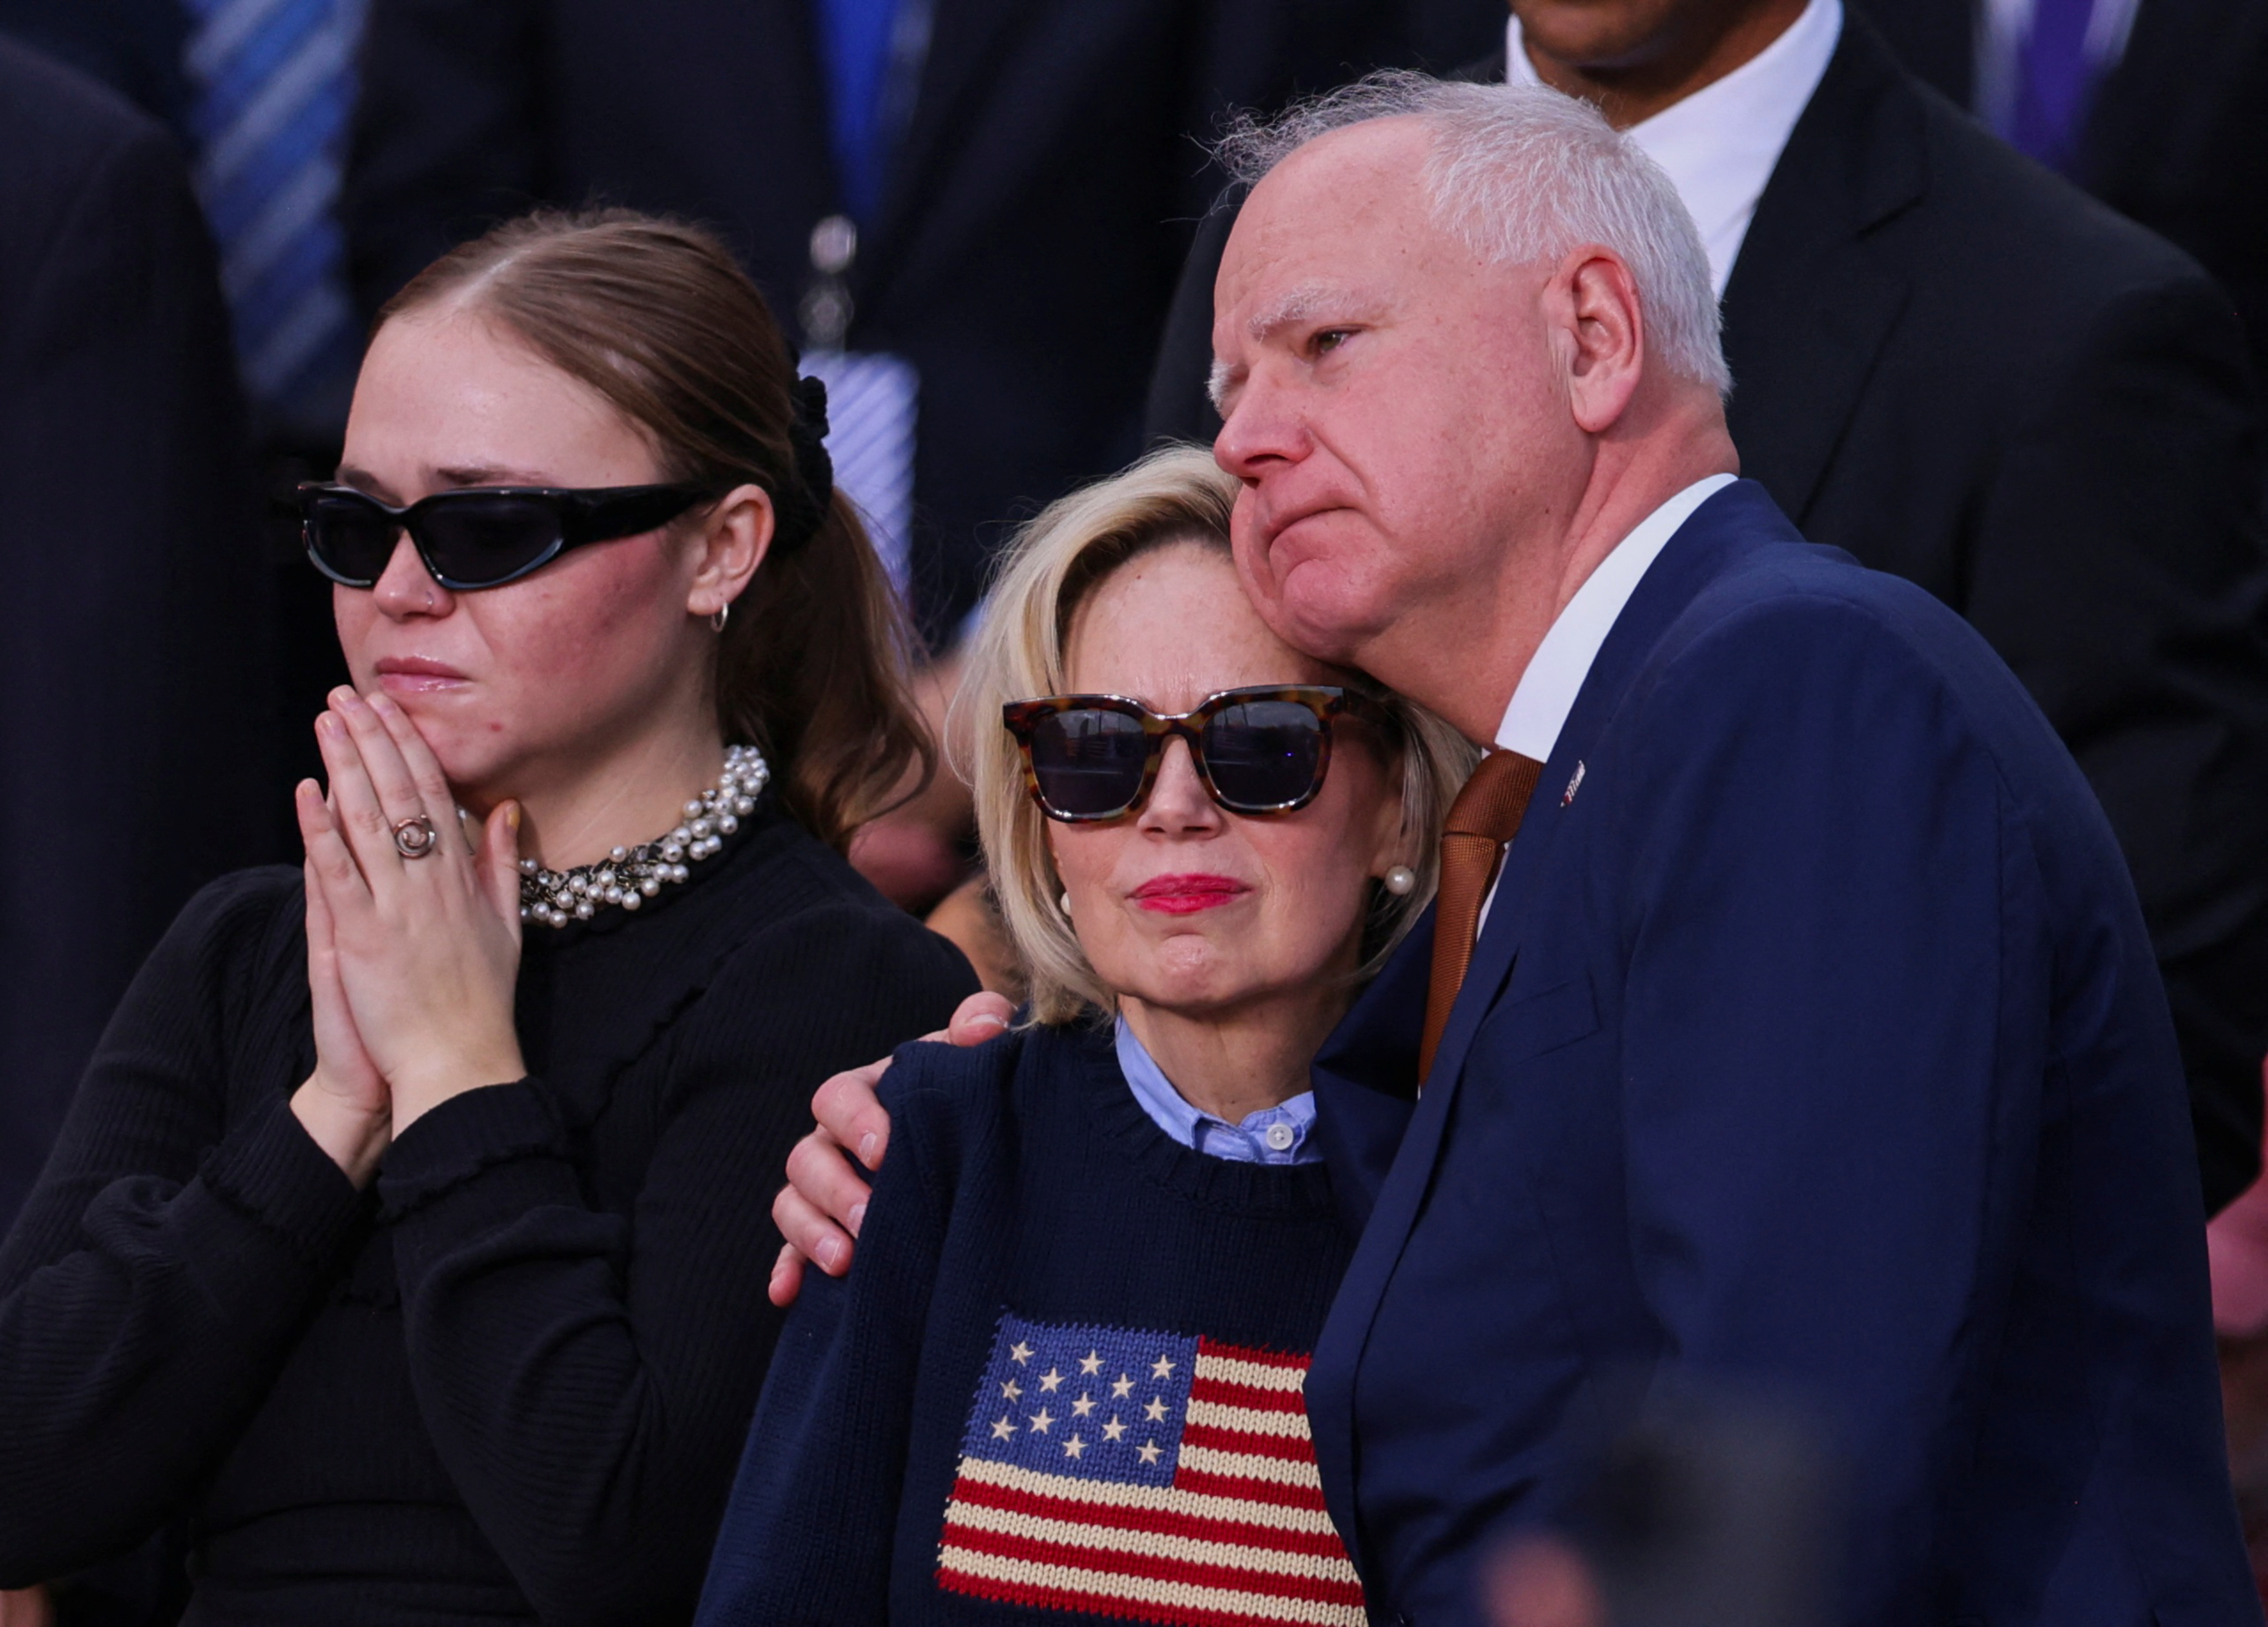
[937,1313,1365,1625]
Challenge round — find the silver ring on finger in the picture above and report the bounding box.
[392,814,440,860]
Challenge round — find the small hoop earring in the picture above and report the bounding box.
[710,604,730,633]
[1382,865,1416,896]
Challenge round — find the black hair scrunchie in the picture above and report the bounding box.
[780,375,835,548]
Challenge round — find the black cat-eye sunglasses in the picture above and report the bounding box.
[297,481,716,591]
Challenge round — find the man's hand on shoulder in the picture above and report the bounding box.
[768,991,1014,1306]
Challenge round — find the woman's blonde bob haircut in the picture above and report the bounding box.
[960,445,1477,1026]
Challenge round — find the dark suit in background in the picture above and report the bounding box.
[0,0,370,886]
[0,0,187,136]
[0,42,270,1229]
[1148,15,2268,1212]
[345,0,1497,645]
[1852,0,2268,412]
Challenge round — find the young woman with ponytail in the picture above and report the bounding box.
[0,209,975,1626]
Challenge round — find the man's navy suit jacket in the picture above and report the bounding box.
[1307,482,2257,1626]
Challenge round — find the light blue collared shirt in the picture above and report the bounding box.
[1113,1016,1322,1165]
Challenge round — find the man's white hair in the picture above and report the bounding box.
[1217,71,1731,396]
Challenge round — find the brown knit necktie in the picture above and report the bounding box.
[1418,749,1545,1084]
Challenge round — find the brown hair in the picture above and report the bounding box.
[375,207,928,848]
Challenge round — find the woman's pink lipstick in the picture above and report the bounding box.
[1131,874,1252,915]
[374,656,470,694]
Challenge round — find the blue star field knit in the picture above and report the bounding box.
[695,1022,1365,1627]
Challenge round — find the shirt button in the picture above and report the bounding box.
[809,213,858,274]
[1263,1122,1296,1152]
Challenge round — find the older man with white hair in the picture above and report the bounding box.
[1154,0,2268,1225]
[775,74,2255,1626]
[1209,73,2251,1625]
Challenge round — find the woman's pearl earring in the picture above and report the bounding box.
[1060,892,1073,915]
[1382,865,1417,897]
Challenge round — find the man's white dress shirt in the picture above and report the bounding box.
[1506,0,1844,294]
[1494,474,1737,760]
[1478,473,1737,930]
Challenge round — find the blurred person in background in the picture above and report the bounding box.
[0,209,974,1626]
[0,39,270,1238]
[0,30,279,1627]
[1148,0,2268,1217]
[0,0,386,876]
[0,0,426,871]
[1852,0,2268,466]
[341,0,1506,912]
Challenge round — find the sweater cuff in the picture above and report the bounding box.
[201,1094,371,1267]
[377,1079,567,1220]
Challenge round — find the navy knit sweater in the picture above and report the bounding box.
[694,1021,1365,1627]
[0,804,975,1626]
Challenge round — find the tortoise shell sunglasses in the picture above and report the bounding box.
[1000,685,1391,823]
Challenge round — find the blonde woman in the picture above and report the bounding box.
[695,447,1471,1626]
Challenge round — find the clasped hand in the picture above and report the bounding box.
[290,687,527,1186]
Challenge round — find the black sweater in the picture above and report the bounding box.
[0,804,977,1626]
[694,1022,1365,1627]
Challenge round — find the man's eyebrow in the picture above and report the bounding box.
[1243,282,1384,342]
[1210,283,1393,409]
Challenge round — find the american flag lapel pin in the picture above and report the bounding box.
[936,1312,1366,1624]
[1562,761,1586,806]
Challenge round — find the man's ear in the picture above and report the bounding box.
[1552,246,1647,436]
[688,483,775,621]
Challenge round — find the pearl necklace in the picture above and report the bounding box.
[517,744,771,928]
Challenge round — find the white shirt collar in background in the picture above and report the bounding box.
[1494,474,1736,758]
[1505,0,1844,294]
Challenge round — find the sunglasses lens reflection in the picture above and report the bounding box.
[307,493,404,583]
[1030,710,1151,816]
[419,494,564,585]
[1203,700,1326,809]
